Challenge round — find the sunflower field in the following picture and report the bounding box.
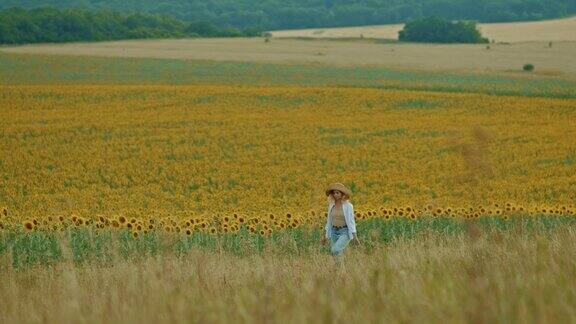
[0,83,575,266]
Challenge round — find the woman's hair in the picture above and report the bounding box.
[327,190,350,203]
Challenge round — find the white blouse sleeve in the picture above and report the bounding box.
[347,203,357,234]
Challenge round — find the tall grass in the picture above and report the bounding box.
[0,223,574,323]
[1,216,573,269]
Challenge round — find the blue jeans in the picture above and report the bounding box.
[330,227,351,256]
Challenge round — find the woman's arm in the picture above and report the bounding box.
[347,204,360,244]
[324,201,333,239]
[347,203,357,234]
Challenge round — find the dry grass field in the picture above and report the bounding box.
[2,38,576,76]
[270,16,576,43]
[1,228,575,324]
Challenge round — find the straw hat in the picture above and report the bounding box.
[325,183,352,198]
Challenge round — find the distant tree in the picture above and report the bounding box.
[398,16,489,43]
[523,63,535,71]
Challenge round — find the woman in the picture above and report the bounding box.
[321,183,360,265]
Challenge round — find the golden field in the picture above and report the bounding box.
[270,16,576,43]
[3,39,576,77]
[0,84,574,235]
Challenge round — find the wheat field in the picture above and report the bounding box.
[3,38,576,76]
[270,16,576,43]
[1,227,575,324]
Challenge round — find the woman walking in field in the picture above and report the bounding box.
[321,183,360,266]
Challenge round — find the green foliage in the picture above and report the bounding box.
[523,63,535,71]
[1,216,573,270]
[0,7,262,44]
[0,0,575,30]
[399,16,489,43]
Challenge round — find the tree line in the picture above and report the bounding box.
[0,0,574,30]
[0,7,261,44]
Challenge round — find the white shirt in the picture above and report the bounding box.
[324,200,357,240]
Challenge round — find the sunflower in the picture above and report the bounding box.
[24,221,34,230]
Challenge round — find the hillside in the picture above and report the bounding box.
[0,0,575,30]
